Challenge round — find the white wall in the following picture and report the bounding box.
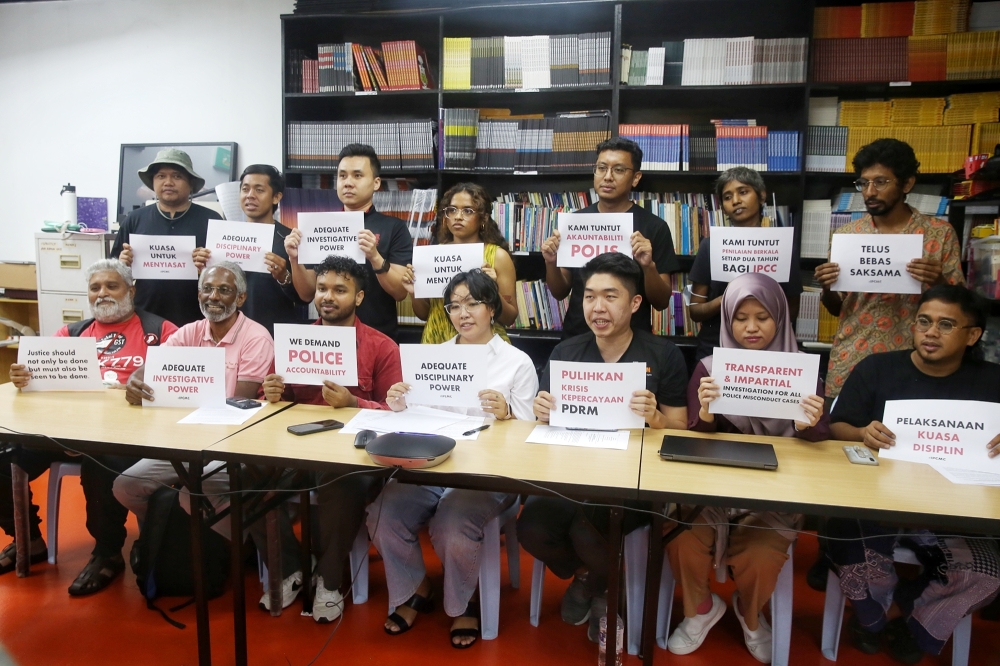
[0,0,294,261]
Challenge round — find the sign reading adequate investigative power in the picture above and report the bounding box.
[709,226,795,283]
[556,213,633,268]
[411,243,484,298]
[273,323,358,387]
[17,337,103,392]
[129,234,198,280]
[548,360,645,430]
[296,212,365,265]
[829,233,924,294]
[708,348,819,422]
[879,399,1000,471]
[399,344,487,408]
[142,346,226,408]
[205,220,272,274]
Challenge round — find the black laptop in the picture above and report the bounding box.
[658,435,778,471]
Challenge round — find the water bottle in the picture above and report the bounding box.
[597,614,624,666]
[61,183,77,225]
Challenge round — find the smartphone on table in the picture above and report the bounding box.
[287,420,345,436]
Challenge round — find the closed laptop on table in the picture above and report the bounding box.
[658,435,778,470]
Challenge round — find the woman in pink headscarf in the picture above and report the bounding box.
[664,273,828,663]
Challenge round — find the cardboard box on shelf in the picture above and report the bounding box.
[0,263,36,291]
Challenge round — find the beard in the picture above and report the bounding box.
[200,299,238,323]
[92,294,134,324]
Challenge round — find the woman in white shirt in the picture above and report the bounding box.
[368,269,537,648]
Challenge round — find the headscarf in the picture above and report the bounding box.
[701,272,800,436]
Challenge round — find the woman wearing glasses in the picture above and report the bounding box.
[406,183,518,343]
[370,269,538,648]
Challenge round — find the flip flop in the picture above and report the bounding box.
[450,601,480,649]
[385,589,435,636]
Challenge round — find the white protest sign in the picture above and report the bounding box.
[412,243,484,299]
[708,348,820,422]
[879,400,1000,471]
[129,234,198,280]
[829,233,923,294]
[17,337,103,392]
[296,211,365,265]
[273,323,358,387]
[710,226,795,283]
[400,343,488,408]
[556,213,633,268]
[205,220,272,274]
[143,346,226,408]
[548,360,645,430]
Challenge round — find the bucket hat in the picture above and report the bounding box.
[137,148,206,193]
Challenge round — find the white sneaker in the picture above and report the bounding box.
[732,591,772,664]
[312,575,344,623]
[258,570,303,611]
[666,592,726,655]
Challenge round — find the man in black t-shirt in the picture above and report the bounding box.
[518,252,688,644]
[827,285,1000,663]
[540,137,680,338]
[285,143,413,338]
[112,148,222,327]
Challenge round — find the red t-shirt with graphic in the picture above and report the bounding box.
[55,313,178,385]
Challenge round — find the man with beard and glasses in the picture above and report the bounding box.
[814,138,963,399]
[0,259,176,595]
[113,262,273,540]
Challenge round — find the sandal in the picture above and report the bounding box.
[0,539,48,575]
[385,589,435,636]
[450,601,480,649]
[68,554,125,597]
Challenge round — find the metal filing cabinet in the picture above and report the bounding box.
[34,232,114,335]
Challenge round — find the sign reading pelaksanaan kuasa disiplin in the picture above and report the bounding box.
[879,399,1000,471]
[548,360,645,430]
[273,323,358,387]
[399,343,487,408]
[708,348,820,422]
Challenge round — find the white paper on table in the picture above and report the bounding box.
[708,348,820,422]
[525,425,630,450]
[215,181,246,222]
[129,234,199,280]
[342,406,467,434]
[709,226,795,283]
[556,213,633,268]
[17,337,103,392]
[879,400,1000,472]
[931,464,1000,486]
[143,346,226,408]
[273,323,358,387]
[177,403,264,425]
[400,344,488,409]
[412,243,484,299]
[829,233,923,294]
[296,211,365,265]
[548,361,645,430]
[205,220,273,274]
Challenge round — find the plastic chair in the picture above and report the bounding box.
[821,547,972,665]
[655,542,795,666]
[46,462,82,565]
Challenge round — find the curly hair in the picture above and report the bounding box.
[852,138,920,183]
[435,182,510,252]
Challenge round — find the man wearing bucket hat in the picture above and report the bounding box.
[111,148,222,327]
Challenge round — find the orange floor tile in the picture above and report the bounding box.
[1,472,999,665]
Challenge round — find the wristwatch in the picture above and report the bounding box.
[373,257,391,274]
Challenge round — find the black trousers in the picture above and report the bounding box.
[0,446,137,557]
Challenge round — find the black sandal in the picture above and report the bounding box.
[0,539,48,575]
[450,601,480,649]
[68,554,125,597]
[384,589,435,636]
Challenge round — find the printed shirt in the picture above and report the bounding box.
[825,207,963,398]
[55,312,179,385]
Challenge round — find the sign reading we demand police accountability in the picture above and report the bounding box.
[548,361,645,430]
[709,348,820,422]
[129,234,198,280]
[142,347,226,408]
[879,400,1000,471]
[296,212,365,265]
[273,323,358,387]
[710,226,795,283]
[556,213,633,268]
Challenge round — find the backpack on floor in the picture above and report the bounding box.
[129,486,230,628]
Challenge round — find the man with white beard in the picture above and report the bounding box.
[2,259,177,595]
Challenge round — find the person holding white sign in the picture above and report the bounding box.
[540,137,680,338]
[402,183,518,343]
[688,167,803,360]
[826,285,1000,662]
[813,139,964,399]
[372,269,536,647]
[283,144,413,337]
[519,253,688,643]
[665,273,827,661]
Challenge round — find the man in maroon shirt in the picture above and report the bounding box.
[258,255,401,620]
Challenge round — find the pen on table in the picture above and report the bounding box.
[463,424,491,437]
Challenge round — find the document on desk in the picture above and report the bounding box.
[342,406,487,440]
[931,465,1000,486]
[879,400,1000,472]
[177,404,263,425]
[526,425,630,450]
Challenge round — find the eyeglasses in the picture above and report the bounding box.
[853,178,895,192]
[199,285,236,297]
[593,164,634,178]
[914,315,974,335]
[443,206,478,220]
[443,300,485,315]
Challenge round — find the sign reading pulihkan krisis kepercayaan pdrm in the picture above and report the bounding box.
[548,360,645,430]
